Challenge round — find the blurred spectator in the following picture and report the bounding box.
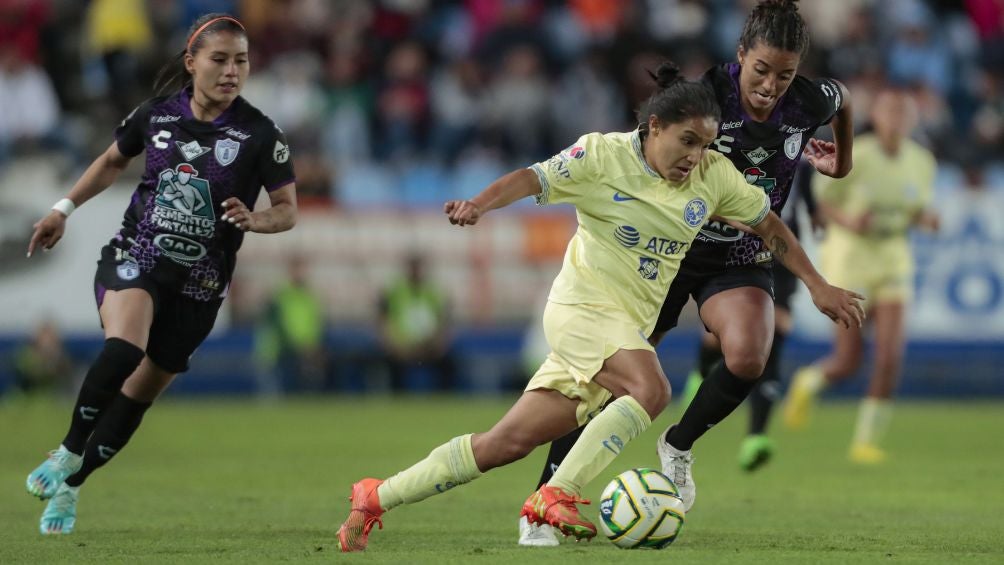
[254,256,328,393]
[377,254,455,392]
[483,44,549,163]
[375,40,430,162]
[84,0,152,116]
[0,0,50,64]
[0,44,77,169]
[429,57,484,164]
[11,320,73,396]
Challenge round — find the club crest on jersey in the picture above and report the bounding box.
[273,140,290,164]
[784,132,803,160]
[116,260,139,281]
[614,225,640,247]
[214,138,240,166]
[742,146,775,165]
[684,198,708,227]
[638,257,660,280]
[743,167,777,194]
[176,140,210,161]
[152,165,215,265]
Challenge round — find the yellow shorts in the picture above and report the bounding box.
[525,301,654,426]
[822,242,914,307]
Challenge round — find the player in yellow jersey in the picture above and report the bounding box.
[335,62,863,552]
[783,88,939,463]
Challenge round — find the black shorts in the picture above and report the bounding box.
[772,262,798,311]
[653,265,774,334]
[93,245,222,373]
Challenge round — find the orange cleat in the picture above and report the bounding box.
[520,485,596,541]
[337,478,385,552]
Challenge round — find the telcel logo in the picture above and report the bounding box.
[154,234,207,263]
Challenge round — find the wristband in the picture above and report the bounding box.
[52,198,75,217]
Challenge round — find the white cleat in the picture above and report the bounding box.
[518,515,559,547]
[657,431,695,512]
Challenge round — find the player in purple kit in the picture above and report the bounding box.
[23,13,297,535]
[519,0,854,545]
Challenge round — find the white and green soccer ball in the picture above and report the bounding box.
[598,468,686,549]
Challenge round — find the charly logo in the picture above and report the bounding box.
[784,132,803,160]
[214,138,240,166]
[153,164,214,265]
[116,261,140,280]
[684,198,707,227]
[638,257,660,280]
[614,225,640,247]
[176,140,211,161]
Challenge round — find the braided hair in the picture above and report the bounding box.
[739,0,810,58]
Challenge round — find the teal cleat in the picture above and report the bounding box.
[27,445,82,500]
[40,483,79,535]
[679,370,703,410]
[738,434,774,472]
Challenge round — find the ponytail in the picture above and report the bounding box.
[637,61,720,135]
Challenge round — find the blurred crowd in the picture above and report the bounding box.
[1,0,1002,205]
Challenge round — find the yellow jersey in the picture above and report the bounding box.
[530,130,770,334]
[816,134,936,270]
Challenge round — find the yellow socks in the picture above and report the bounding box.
[852,397,892,447]
[548,396,651,495]
[376,434,482,511]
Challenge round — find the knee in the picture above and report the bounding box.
[830,353,863,379]
[630,378,670,419]
[723,349,768,380]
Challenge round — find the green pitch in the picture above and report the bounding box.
[1,397,1002,564]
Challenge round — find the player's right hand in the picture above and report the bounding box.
[27,211,68,257]
[444,200,483,226]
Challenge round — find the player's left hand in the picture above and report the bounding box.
[220,198,257,232]
[803,138,841,177]
[808,283,865,329]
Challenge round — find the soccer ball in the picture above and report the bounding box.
[598,468,686,549]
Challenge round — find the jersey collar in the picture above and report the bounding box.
[631,129,661,179]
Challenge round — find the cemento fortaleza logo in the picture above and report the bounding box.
[153,164,215,265]
[614,225,640,247]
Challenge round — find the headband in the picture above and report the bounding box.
[187,16,245,53]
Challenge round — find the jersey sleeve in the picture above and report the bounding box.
[709,158,771,227]
[113,101,152,157]
[529,133,602,205]
[808,77,843,125]
[259,123,296,192]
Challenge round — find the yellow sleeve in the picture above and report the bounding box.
[814,165,856,208]
[529,133,602,206]
[709,157,770,227]
[917,151,937,211]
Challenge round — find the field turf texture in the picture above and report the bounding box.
[1,397,1002,564]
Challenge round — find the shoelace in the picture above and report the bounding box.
[666,453,694,486]
[46,449,74,469]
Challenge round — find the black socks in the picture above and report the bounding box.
[750,331,786,435]
[65,393,151,487]
[62,338,145,453]
[667,361,757,451]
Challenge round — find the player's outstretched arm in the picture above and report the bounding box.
[751,212,864,328]
[444,168,541,227]
[805,80,853,179]
[27,142,133,257]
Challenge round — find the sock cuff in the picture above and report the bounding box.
[448,434,482,484]
[609,395,652,438]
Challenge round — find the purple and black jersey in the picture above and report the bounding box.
[111,88,295,301]
[683,63,842,271]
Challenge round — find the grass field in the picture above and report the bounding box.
[1,396,1002,564]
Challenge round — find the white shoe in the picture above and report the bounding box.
[518,515,559,547]
[657,430,695,512]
